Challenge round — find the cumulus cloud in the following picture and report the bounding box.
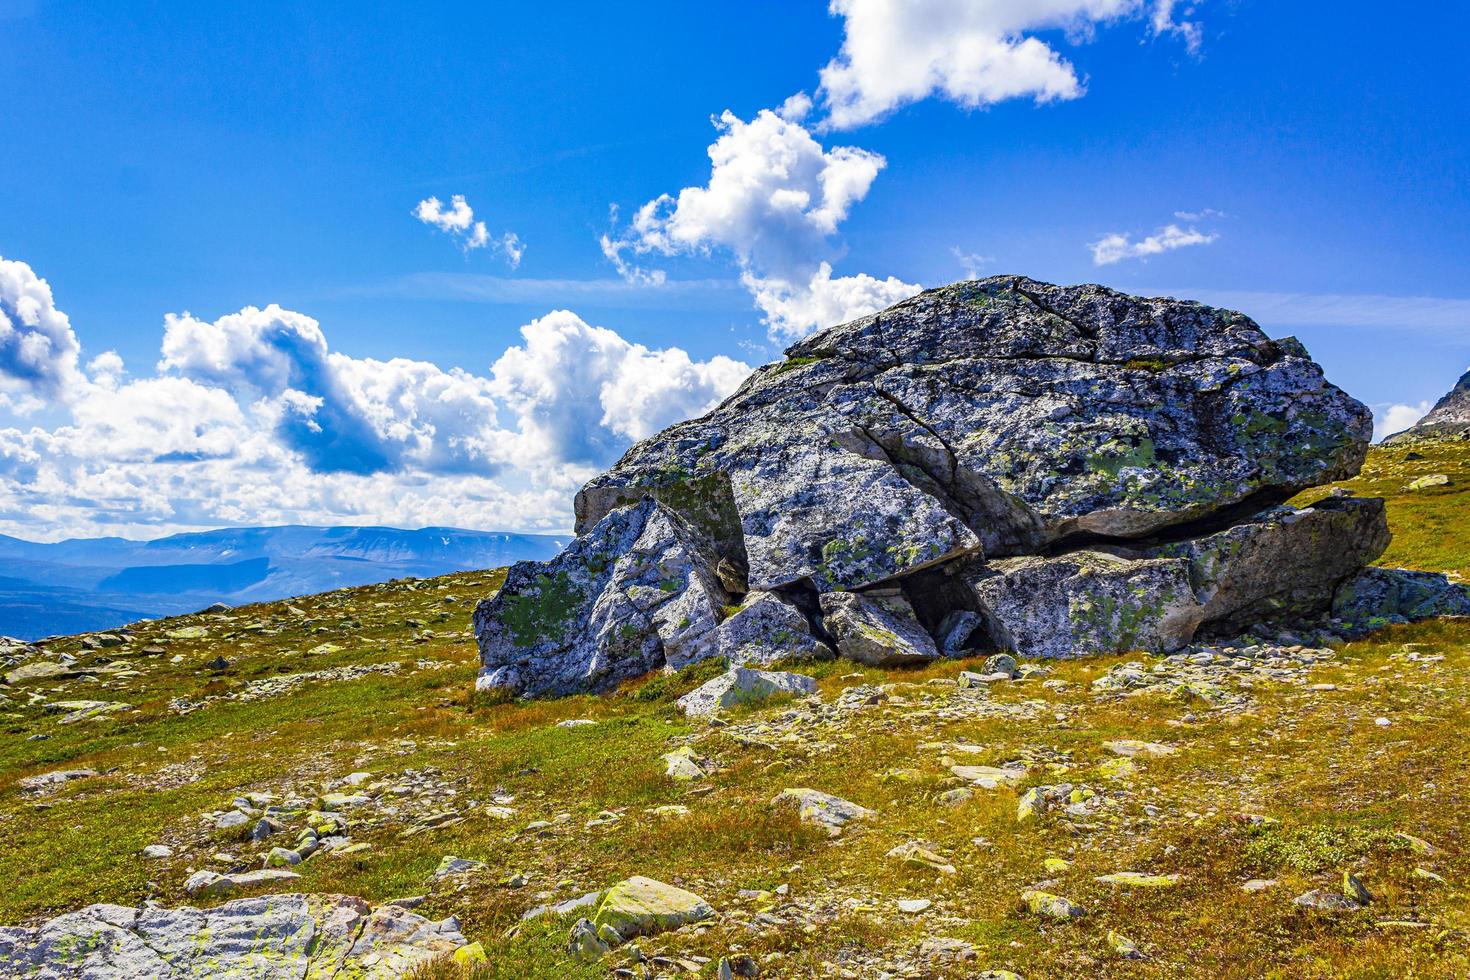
[602,104,920,339]
[159,304,508,475]
[744,263,920,340]
[0,256,751,540]
[1373,401,1434,443]
[490,310,749,464]
[1089,223,1218,265]
[817,0,1197,130]
[413,194,523,265]
[0,257,84,410]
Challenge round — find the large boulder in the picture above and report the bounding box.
[476,277,1384,695]
[473,499,730,697]
[577,277,1371,593]
[0,894,466,979]
[1150,497,1391,633]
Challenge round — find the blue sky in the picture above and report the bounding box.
[1,1,1467,539]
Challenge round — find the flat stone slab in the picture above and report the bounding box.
[0,894,466,979]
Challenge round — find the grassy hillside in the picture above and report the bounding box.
[2,442,1468,979]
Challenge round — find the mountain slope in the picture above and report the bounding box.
[0,525,567,639]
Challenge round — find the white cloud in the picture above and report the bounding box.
[1373,401,1434,443]
[0,256,84,410]
[817,0,1195,131]
[490,310,749,463]
[0,257,751,540]
[413,194,523,265]
[744,263,920,340]
[1172,207,1224,222]
[602,104,919,339]
[1089,223,1218,265]
[952,247,995,279]
[1151,0,1203,52]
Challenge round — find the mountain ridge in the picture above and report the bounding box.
[0,524,568,640]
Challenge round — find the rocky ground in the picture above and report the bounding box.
[1,440,1468,978]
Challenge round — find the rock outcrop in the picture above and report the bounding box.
[1385,369,1470,443]
[0,893,467,979]
[477,276,1389,696]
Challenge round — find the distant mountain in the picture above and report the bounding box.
[1386,369,1470,443]
[0,525,567,640]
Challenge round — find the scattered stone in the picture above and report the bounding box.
[18,769,99,791]
[1405,474,1451,491]
[982,653,1019,678]
[556,718,597,728]
[591,876,714,944]
[676,666,817,718]
[1108,930,1146,959]
[182,868,301,896]
[1241,879,1278,893]
[1102,739,1177,758]
[896,898,933,914]
[951,763,1028,789]
[772,788,874,836]
[1022,889,1085,920]
[568,918,610,962]
[662,746,707,780]
[432,856,486,880]
[1342,872,1373,904]
[142,845,173,860]
[1294,889,1363,912]
[1095,872,1181,888]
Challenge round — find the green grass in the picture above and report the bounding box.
[5,443,1470,977]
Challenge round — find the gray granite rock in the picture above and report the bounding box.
[819,590,939,666]
[969,552,1205,658]
[578,277,1370,591]
[473,498,729,697]
[0,894,466,979]
[676,666,818,717]
[1332,566,1470,625]
[1149,497,1391,633]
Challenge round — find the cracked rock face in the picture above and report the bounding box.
[477,277,1384,696]
[577,277,1370,591]
[0,893,466,979]
[473,499,730,698]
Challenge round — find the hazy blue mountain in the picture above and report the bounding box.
[0,525,567,640]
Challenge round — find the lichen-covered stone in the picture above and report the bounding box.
[698,590,833,666]
[0,894,466,979]
[1332,567,1470,625]
[818,589,939,666]
[969,551,1205,658]
[590,876,714,943]
[676,666,817,717]
[772,787,874,836]
[473,499,729,697]
[578,277,1370,592]
[1149,497,1391,633]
